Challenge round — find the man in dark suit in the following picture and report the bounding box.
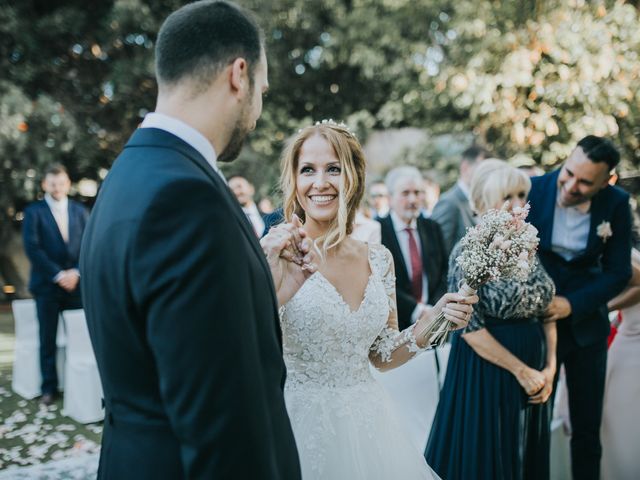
[431,145,489,256]
[378,166,448,331]
[228,175,268,237]
[80,2,302,478]
[528,136,632,480]
[23,163,89,405]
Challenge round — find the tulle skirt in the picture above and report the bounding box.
[285,378,439,480]
[425,322,551,480]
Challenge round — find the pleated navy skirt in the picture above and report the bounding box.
[425,321,551,480]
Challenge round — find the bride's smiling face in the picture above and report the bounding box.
[296,134,342,225]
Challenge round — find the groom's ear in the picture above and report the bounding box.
[228,57,250,99]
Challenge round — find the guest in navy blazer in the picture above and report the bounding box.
[23,164,89,404]
[528,136,632,480]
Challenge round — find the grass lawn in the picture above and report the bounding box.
[0,304,102,470]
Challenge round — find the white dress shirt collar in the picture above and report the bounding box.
[140,112,221,178]
[390,210,417,233]
[44,193,68,212]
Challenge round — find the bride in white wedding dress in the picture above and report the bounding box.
[260,121,477,480]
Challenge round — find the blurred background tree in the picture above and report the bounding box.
[1,0,639,251]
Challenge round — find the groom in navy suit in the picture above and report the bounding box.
[527,136,632,480]
[81,2,302,479]
[23,164,89,405]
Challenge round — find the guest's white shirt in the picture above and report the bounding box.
[141,112,224,182]
[551,191,590,261]
[390,211,430,322]
[44,193,69,243]
[243,203,265,237]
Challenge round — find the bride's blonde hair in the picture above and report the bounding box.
[280,122,366,255]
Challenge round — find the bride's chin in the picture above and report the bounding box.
[304,211,336,225]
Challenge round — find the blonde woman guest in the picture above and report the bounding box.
[260,121,478,480]
[425,159,557,480]
[601,248,640,480]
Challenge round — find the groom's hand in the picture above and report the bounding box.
[260,215,317,306]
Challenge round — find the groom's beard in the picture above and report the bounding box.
[218,100,252,163]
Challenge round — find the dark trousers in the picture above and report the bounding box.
[35,289,82,395]
[554,322,608,480]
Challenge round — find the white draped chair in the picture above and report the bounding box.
[11,299,66,399]
[61,309,104,423]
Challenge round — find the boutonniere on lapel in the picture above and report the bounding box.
[596,221,613,243]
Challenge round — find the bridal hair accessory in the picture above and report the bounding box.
[596,221,612,243]
[419,202,540,346]
[299,119,357,139]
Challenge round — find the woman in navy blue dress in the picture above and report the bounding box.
[425,160,556,480]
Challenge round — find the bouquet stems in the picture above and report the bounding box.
[415,282,478,347]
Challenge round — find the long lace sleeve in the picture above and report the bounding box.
[368,246,429,371]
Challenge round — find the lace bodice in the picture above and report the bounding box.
[281,243,425,390]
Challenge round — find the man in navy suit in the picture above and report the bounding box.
[23,164,89,405]
[80,2,303,479]
[527,136,632,480]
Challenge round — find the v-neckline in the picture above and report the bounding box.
[315,245,373,315]
[317,272,374,315]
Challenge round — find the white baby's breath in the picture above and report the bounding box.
[425,202,540,346]
[456,203,539,289]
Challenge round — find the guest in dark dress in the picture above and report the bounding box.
[425,159,557,480]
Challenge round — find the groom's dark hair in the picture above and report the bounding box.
[577,135,620,170]
[155,0,263,93]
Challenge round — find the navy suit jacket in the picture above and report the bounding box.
[80,128,300,480]
[262,207,284,237]
[528,170,632,347]
[378,215,448,330]
[23,199,88,295]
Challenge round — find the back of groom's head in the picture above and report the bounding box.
[577,135,620,170]
[155,0,263,93]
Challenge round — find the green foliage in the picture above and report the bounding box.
[1,0,639,242]
[420,1,640,171]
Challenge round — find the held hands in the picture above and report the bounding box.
[56,270,80,292]
[544,295,571,323]
[515,365,547,397]
[260,214,318,306]
[528,366,556,404]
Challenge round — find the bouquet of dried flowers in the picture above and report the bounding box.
[420,203,540,346]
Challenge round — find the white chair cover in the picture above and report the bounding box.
[61,309,104,423]
[11,299,41,399]
[11,300,66,399]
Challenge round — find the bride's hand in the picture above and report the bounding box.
[429,292,479,330]
[260,215,318,305]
